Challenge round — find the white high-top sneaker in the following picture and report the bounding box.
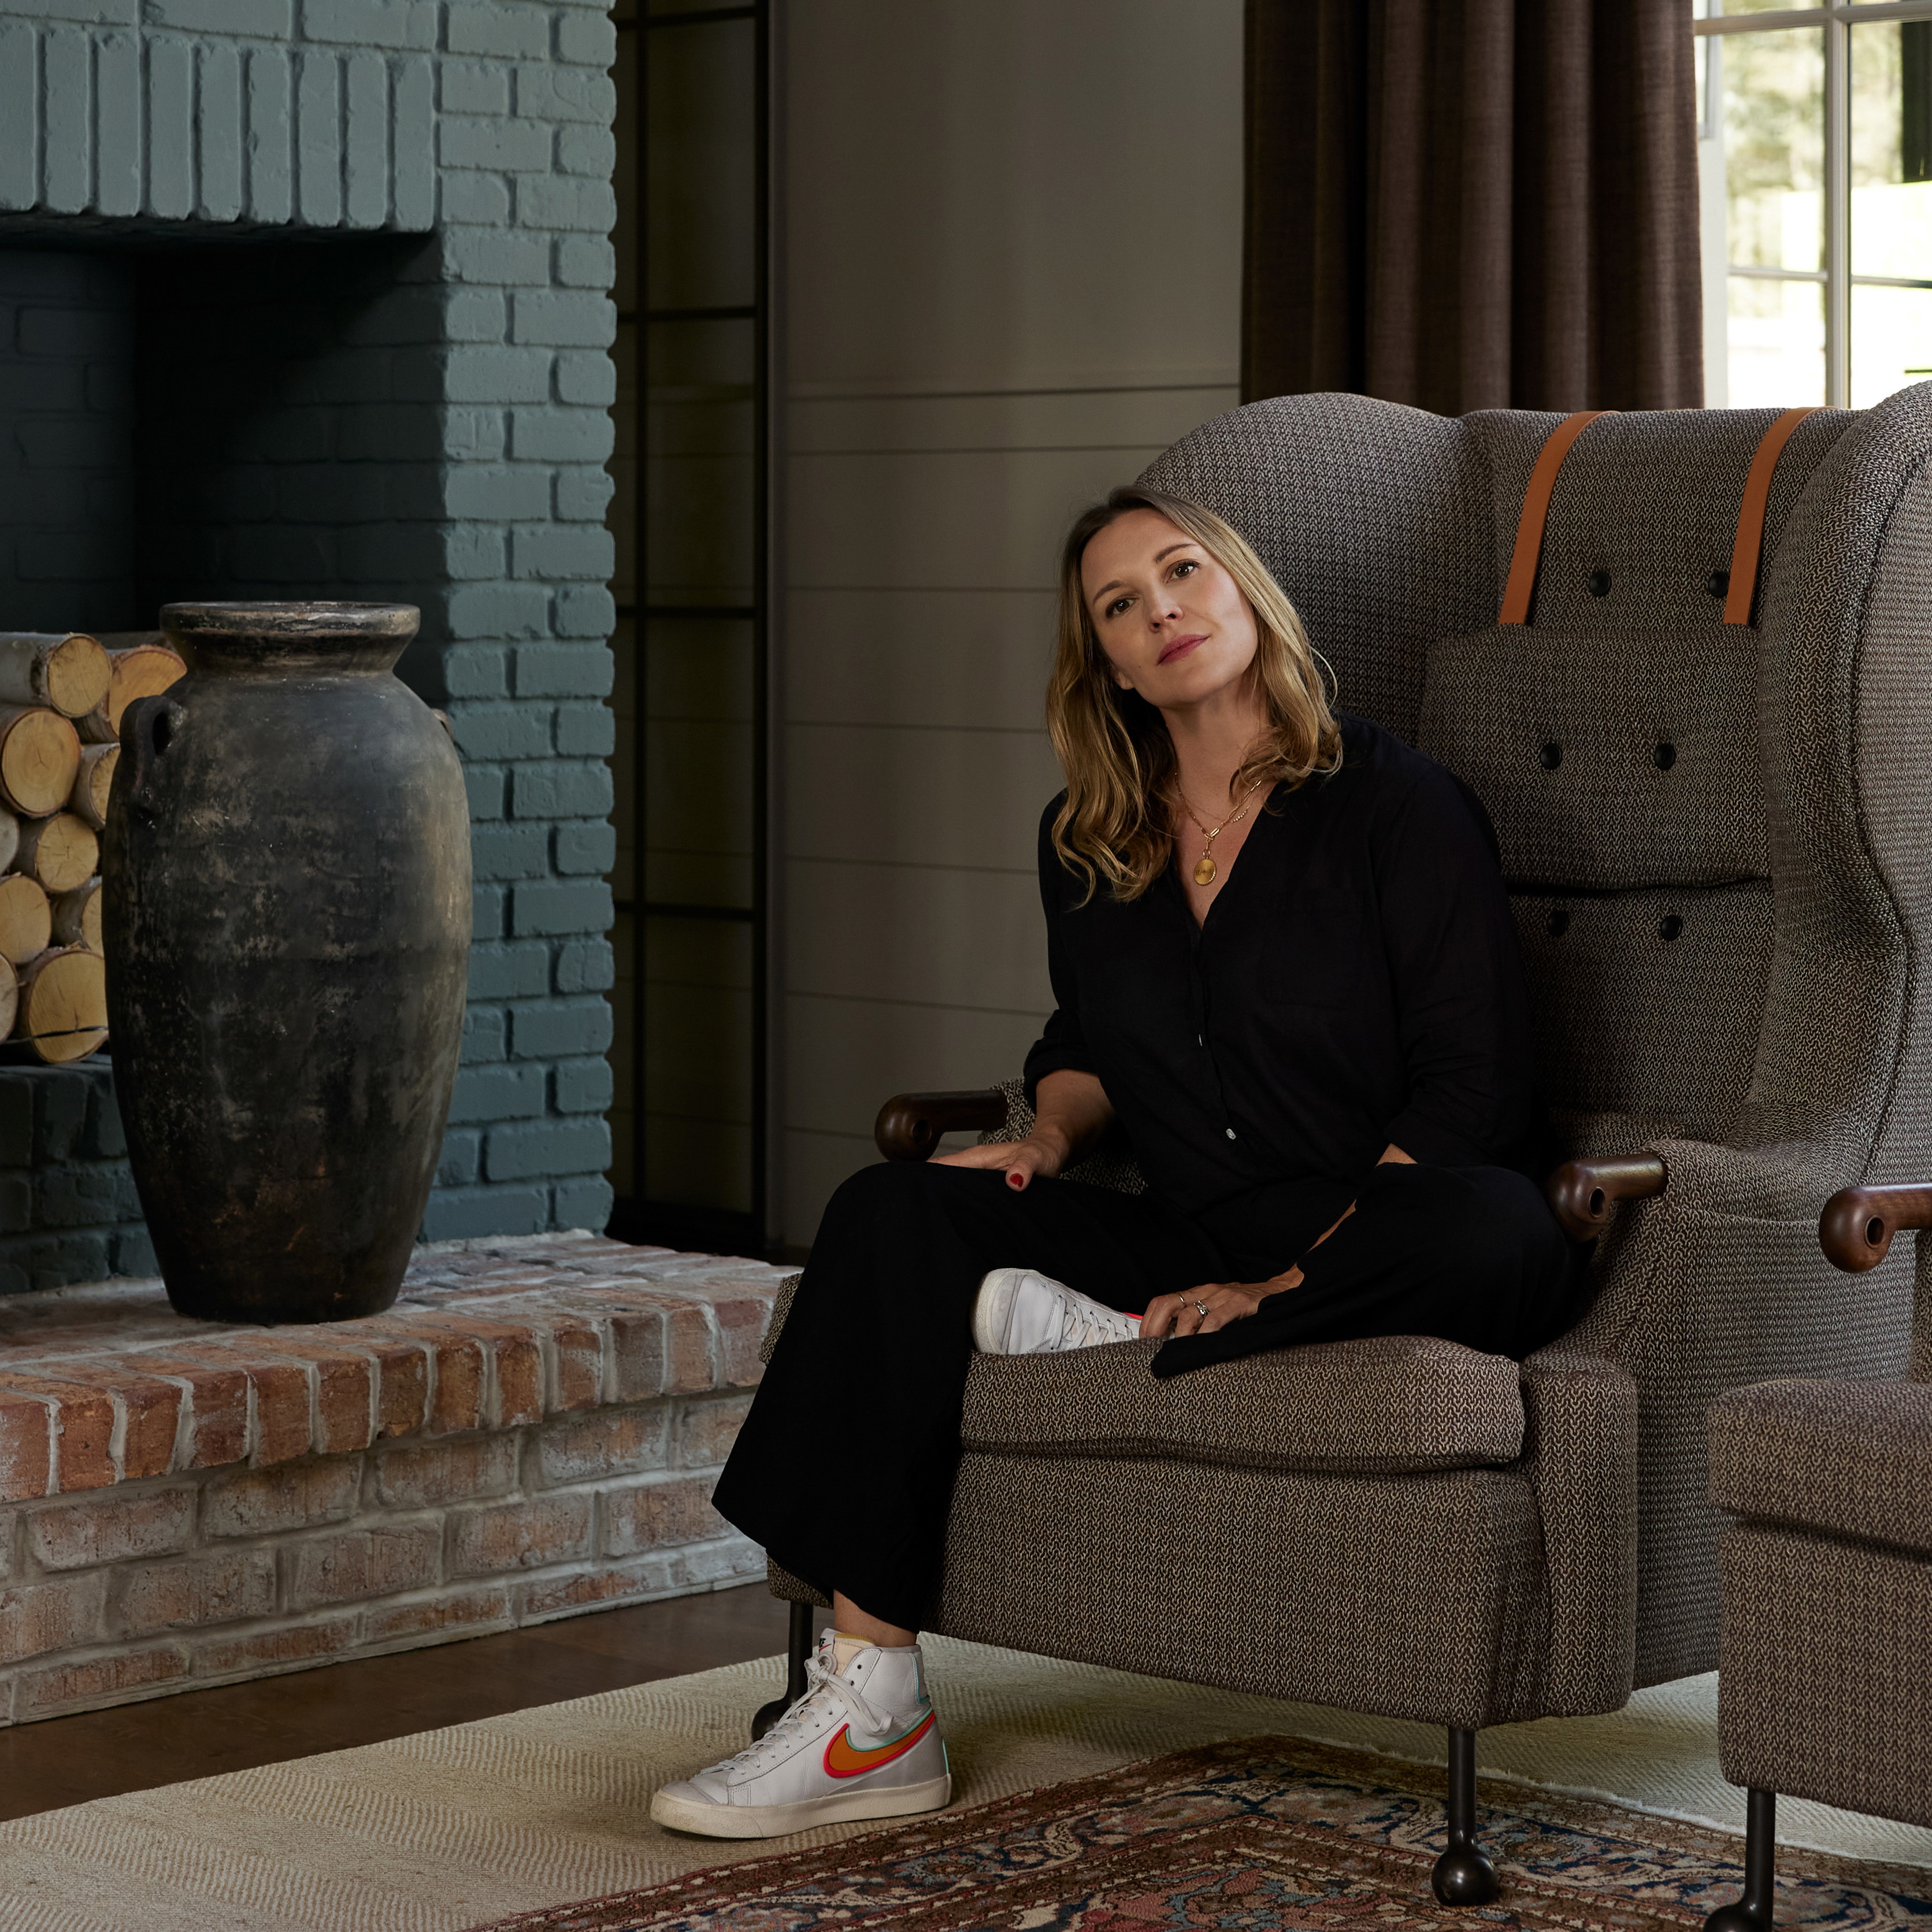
[971,1267,1142,1355]
[650,1629,950,1838]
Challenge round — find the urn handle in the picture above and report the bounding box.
[123,694,184,825]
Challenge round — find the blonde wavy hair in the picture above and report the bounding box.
[1049,487,1343,902]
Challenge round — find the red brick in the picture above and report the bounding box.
[35,1366,183,1482]
[0,1390,50,1502]
[672,1278,776,1387]
[544,1314,601,1412]
[520,1556,668,1620]
[27,1487,196,1572]
[285,1522,440,1611]
[536,1407,666,1489]
[202,1458,361,1539]
[18,1642,188,1718]
[583,1291,714,1396]
[193,1614,359,1678]
[600,1304,663,1401]
[0,1375,114,1492]
[134,1347,310,1466]
[448,1493,592,1575]
[362,1319,483,1435]
[0,1575,107,1662]
[121,1354,249,1470]
[375,1435,517,1508]
[110,1549,276,1637]
[676,1393,754,1470]
[248,1342,373,1456]
[367,1337,429,1437]
[667,1537,762,1590]
[364,1583,512,1646]
[401,1315,542,1426]
[603,1475,724,1557]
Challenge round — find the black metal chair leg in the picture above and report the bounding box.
[750,1600,817,1740]
[1704,1789,1778,1931]
[1432,1727,1500,1905]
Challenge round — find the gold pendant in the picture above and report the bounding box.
[1193,856,1218,887]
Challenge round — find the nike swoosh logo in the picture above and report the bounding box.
[822,1710,936,1779]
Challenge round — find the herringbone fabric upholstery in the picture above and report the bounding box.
[1712,1380,1932,1560]
[1716,1525,1932,1827]
[958,1333,1525,1474]
[763,388,1932,1730]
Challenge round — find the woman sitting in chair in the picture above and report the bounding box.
[651,487,1578,1840]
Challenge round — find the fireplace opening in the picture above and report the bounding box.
[0,228,451,1291]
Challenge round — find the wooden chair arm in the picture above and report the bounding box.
[874,1088,1010,1162]
[1819,1184,1932,1273]
[1547,1152,1668,1241]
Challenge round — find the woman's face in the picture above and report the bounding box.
[1081,508,1259,710]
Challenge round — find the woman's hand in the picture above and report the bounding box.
[1141,1270,1298,1338]
[930,1071,1112,1193]
[932,1133,1067,1192]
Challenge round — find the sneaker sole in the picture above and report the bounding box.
[970,1269,1026,1353]
[650,1771,952,1839]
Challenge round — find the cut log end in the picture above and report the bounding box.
[0,635,110,720]
[19,945,106,1063]
[17,813,99,897]
[0,709,82,819]
[43,636,112,720]
[0,876,52,971]
[72,743,117,830]
[52,877,102,954]
[80,645,187,743]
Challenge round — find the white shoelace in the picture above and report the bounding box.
[697,1643,910,1781]
[1051,1295,1138,1351]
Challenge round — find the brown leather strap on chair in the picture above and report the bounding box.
[1723,406,1819,625]
[1499,410,1616,625]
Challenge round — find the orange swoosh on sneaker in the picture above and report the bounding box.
[822,1711,936,1779]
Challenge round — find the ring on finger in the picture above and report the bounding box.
[1192,1300,1209,1317]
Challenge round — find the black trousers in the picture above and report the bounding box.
[714,1158,1579,1631]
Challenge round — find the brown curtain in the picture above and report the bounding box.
[1243,0,1703,413]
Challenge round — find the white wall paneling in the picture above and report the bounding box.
[777,0,1244,1241]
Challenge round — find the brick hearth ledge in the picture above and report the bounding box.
[0,1233,791,1726]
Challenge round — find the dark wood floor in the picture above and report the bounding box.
[0,1581,794,1822]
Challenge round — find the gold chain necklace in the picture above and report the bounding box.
[1174,776,1267,887]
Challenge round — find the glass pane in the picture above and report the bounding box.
[1727,273,1825,404]
[609,319,637,605]
[1700,1,1820,14]
[646,18,757,313]
[645,317,755,607]
[1722,28,1826,275]
[608,907,635,1192]
[643,916,753,1212]
[611,614,637,903]
[1851,284,1932,407]
[644,617,754,911]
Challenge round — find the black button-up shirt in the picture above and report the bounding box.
[1024,714,1540,1258]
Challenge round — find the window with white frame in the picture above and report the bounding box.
[1697,1,1932,407]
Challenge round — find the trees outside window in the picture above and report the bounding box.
[1697,1,1932,407]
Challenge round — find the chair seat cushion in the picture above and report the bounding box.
[1711,1379,1932,1558]
[961,1333,1525,1475]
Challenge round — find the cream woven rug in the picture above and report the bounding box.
[2,1638,1928,1932]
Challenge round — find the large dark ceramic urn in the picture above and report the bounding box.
[103,603,472,1323]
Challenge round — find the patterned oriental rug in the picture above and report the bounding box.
[471,1734,1932,1932]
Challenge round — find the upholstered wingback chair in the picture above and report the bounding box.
[754,390,1932,1903]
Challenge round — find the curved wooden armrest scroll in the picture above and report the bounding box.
[874,1088,1009,1162]
[1819,1184,1932,1273]
[1547,1152,1668,1241]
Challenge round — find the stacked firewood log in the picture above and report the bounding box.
[0,631,186,1062]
